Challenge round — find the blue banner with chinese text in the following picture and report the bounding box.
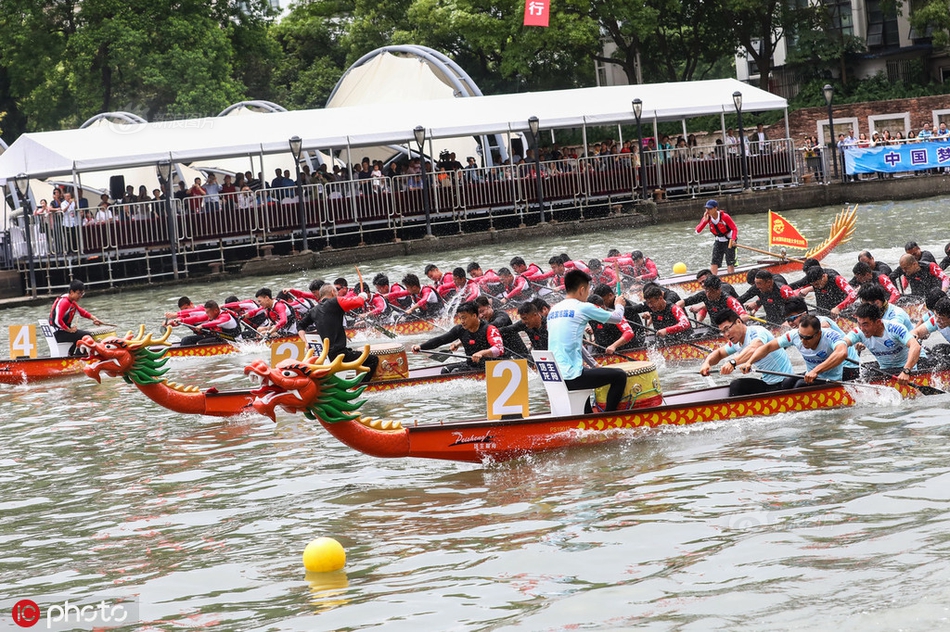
[844,141,950,174]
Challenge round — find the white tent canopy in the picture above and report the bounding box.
[0,78,787,182]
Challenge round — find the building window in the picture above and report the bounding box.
[866,0,899,49]
[829,0,854,36]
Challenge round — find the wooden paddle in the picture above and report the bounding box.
[859,364,946,396]
[627,319,717,354]
[733,242,807,264]
[584,339,642,363]
[754,368,896,393]
[414,348,474,363]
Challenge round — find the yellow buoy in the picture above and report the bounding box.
[672,262,688,275]
[303,537,346,573]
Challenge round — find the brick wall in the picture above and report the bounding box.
[772,95,950,147]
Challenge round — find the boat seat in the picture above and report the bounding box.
[38,319,72,358]
[531,350,591,416]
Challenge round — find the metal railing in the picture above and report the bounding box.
[5,138,803,292]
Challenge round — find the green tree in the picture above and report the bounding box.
[269,0,351,108]
[405,0,599,93]
[907,0,950,49]
[593,0,735,85]
[784,1,864,86]
[727,0,816,90]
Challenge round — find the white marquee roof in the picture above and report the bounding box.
[0,78,786,182]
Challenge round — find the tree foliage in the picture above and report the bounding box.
[0,0,946,142]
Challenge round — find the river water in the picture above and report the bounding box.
[2,197,950,630]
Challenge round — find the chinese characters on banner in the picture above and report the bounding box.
[524,0,549,27]
[843,140,950,174]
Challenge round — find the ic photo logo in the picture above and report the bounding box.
[9,596,138,630]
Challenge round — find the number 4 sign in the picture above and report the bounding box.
[9,325,37,359]
[485,359,529,420]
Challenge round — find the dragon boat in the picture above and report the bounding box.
[244,344,948,464]
[658,206,857,294]
[0,326,290,385]
[77,322,726,418]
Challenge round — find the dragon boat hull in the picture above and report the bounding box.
[313,368,949,463]
[0,357,84,384]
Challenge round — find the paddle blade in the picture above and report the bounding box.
[910,383,945,396]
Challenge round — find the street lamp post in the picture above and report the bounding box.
[733,91,750,190]
[632,99,646,200]
[12,174,38,298]
[528,116,545,223]
[413,125,433,237]
[157,160,179,280]
[823,84,839,182]
[289,135,309,252]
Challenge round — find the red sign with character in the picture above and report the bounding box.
[523,0,549,27]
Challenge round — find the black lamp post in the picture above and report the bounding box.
[289,135,309,252]
[414,125,433,237]
[528,116,545,223]
[823,84,839,181]
[12,174,37,298]
[157,160,179,280]
[632,98,646,199]
[733,91,750,190]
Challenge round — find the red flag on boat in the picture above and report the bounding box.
[768,210,808,249]
[523,0,550,26]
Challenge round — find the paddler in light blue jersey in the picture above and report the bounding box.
[739,314,850,388]
[912,296,950,368]
[783,297,861,381]
[845,302,927,386]
[699,309,794,396]
[547,269,628,412]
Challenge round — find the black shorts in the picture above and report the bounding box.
[711,240,737,267]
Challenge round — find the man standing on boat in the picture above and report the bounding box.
[547,269,628,412]
[699,310,794,396]
[49,279,104,356]
[694,200,737,276]
[738,314,850,388]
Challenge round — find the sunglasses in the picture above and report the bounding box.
[798,332,817,341]
[785,313,803,324]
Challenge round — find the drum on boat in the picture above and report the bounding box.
[594,361,663,411]
[369,343,409,381]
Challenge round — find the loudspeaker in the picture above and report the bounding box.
[109,175,126,201]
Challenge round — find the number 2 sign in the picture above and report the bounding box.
[485,359,529,420]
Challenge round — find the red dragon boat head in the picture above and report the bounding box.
[244,341,372,422]
[79,326,173,384]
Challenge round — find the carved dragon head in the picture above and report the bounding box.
[80,326,173,385]
[244,341,370,422]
